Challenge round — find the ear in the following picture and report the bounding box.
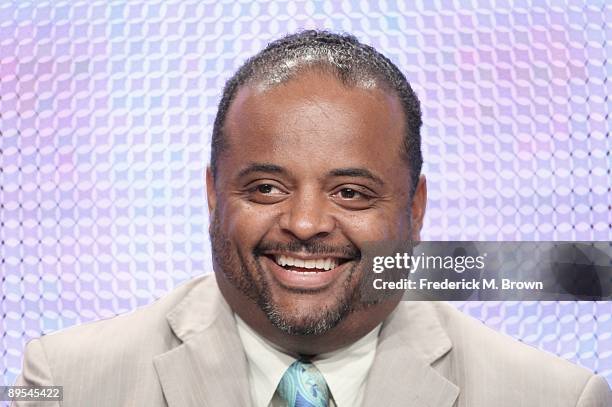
[410,175,427,242]
[206,166,217,216]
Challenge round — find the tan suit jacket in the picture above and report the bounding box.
[15,274,611,406]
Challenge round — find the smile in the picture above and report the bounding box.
[274,255,339,271]
[261,252,354,290]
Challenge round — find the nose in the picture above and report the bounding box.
[279,189,335,241]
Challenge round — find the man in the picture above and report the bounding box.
[15,31,610,406]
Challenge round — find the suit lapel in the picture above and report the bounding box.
[362,302,459,407]
[152,276,458,407]
[153,275,252,407]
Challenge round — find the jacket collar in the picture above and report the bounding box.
[153,275,252,407]
[361,301,459,407]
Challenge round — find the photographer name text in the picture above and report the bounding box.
[373,278,544,291]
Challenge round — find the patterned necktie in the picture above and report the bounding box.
[276,359,330,407]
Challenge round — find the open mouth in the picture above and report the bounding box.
[272,254,350,272]
[259,251,358,290]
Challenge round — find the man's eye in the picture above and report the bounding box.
[337,188,364,199]
[257,184,274,194]
[331,187,376,209]
[246,183,287,204]
[253,184,284,195]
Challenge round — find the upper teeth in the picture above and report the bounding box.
[275,255,338,271]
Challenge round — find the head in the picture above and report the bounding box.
[206,30,427,355]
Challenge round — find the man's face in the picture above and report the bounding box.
[208,71,425,342]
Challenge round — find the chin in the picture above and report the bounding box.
[257,281,355,336]
[262,302,349,336]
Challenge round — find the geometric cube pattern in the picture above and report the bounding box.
[1,0,610,389]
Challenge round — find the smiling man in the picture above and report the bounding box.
[14,31,610,407]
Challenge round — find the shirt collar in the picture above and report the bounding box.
[311,325,381,407]
[235,315,381,407]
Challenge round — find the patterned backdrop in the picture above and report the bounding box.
[1,0,610,389]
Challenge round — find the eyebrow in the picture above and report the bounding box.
[328,167,385,186]
[237,163,384,186]
[237,163,287,178]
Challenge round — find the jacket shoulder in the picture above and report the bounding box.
[17,275,217,406]
[40,275,206,352]
[431,302,611,406]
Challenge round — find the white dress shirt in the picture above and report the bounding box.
[235,315,381,407]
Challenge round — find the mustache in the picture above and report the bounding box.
[255,239,361,259]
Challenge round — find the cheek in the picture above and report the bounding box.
[339,208,411,242]
[222,199,280,246]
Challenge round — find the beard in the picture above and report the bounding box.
[209,213,363,336]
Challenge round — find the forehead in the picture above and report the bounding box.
[222,71,408,180]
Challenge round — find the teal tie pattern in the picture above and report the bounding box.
[277,360,330,407]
